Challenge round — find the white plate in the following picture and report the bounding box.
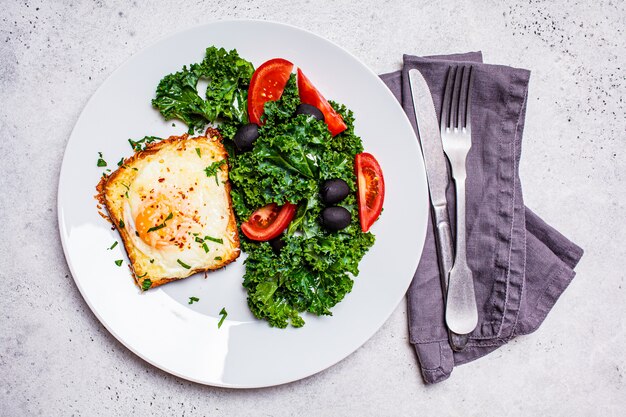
[58,20,428,388]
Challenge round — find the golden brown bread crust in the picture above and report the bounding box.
[95,128,240,290]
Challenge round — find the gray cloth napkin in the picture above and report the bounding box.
[380,52,584,384]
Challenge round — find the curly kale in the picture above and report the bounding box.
[230,78,375,328]
[152,47,254,133]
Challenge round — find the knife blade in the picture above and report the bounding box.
[408,69,469,351]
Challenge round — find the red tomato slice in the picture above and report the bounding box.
[248,58,294,125]
[241,202,297,241]
[297,68,347,136]
[355,153,385,232]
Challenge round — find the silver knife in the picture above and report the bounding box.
[408,69,469,351]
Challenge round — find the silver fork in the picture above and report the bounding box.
[440,66,478,335]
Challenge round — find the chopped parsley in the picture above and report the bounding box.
[96,152,107,167]
[107,241,118,250]
[117,157,125,167]
[118,219,125,229]
[195,148,201,158]
[142,278,152,291]
[204,159,227,185]
[128,136,162,152]
[149,259,154,263]
[217,307,228,328]
[147,212,173,232]
[214,256,222,261]
[121,182,130,199]
[195,236,210,253]
[114,259,123,266]
[204,236,223,244]
[188,296,200,304]
[177,259,191,269]
[195,235,223,253]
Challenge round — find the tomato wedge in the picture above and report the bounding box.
[248,58,294,125]
[297,69,347,136]
[241,202,297,241]
[355,153,385,232]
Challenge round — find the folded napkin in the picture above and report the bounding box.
[380,52,584,384]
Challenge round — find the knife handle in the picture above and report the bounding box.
[432,205,469,351]
[433,205,454,281]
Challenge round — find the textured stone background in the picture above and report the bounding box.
[1,1,624,416]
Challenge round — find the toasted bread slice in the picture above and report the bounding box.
[96,128,240,290]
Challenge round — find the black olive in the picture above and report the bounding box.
[233,123,259,152]
[321,206,351,231]
[269,236,286,254]
[295,103,325,122]
[320,178,350,204]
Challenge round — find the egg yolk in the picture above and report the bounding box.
[135,196,191,249]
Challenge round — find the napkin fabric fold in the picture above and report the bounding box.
[380,52,583,384]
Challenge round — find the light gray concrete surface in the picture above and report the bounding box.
[1,1,624,416]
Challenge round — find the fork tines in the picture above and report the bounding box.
[441,66,474,132]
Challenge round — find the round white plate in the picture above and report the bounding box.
[58,20,428,388]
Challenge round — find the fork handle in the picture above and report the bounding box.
[445,173,478,334]
[452,173,468,263]
[432,205,469,351]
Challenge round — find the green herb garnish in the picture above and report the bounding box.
[118,219,125,229]
[214,256,222,261]
[107,241,118,250]
[204,159,227,185]
[142,279,152,291]
[217,307,227,328]
[147,212,173,233]
[114,260,123,266]
[194,236,210,253]
[121,182,130,199]
[188,296,200,304]
[177,259,191,269]
[195,148,201,158]
[204,236,223,244]
[97,152,107,167]
[128,136,162,152]
[117,157,125,167]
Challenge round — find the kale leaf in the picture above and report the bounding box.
[152,47,254,133]
[201,47,254,123]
